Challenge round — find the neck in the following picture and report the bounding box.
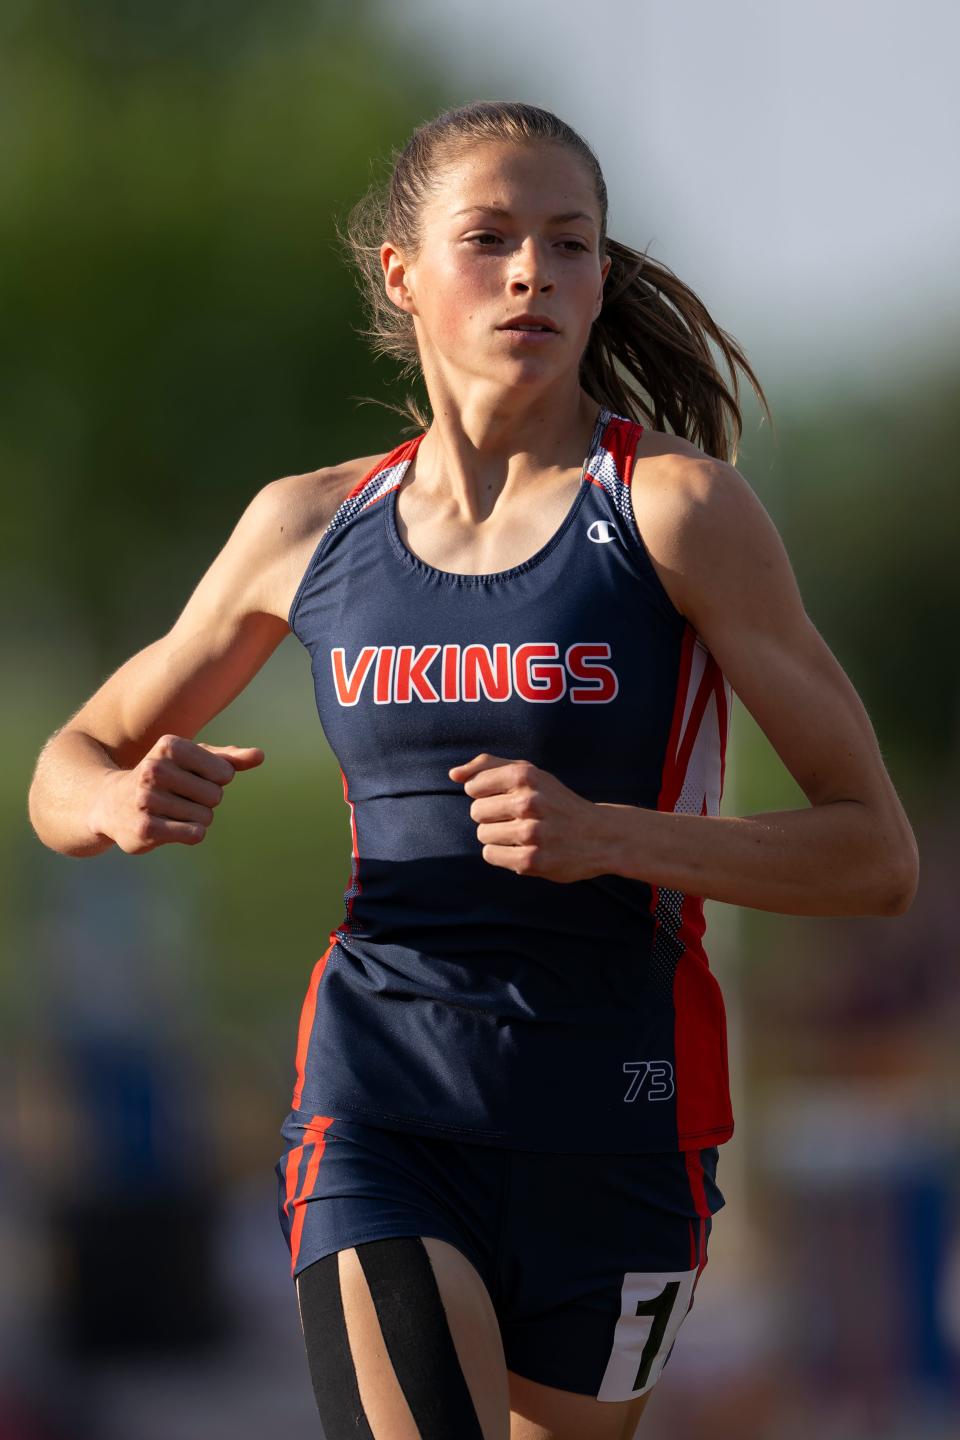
[412,383,602,519]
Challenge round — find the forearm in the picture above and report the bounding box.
[28,729,121,858]
[595,799,913,918]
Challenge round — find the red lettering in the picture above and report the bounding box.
[567,642,619,702]
[395,644,441,702]
[374,646,395,704]
[441,643,461,701]
[330,641,619,706]
[462,643,511,702]
[514,643,566,702]
[331,646,377,705]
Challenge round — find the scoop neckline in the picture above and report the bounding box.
[385,407,611,586]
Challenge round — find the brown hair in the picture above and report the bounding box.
[339,100,773,464]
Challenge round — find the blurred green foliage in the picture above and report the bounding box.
[1,0,440,658]
[3,0,450,1066]
[771,379,959,797]
[5,0,956,1070]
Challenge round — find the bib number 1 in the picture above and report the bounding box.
[597,1268,699,1401]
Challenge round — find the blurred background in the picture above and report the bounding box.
[3,0,958,1435]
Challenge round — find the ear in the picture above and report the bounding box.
[596,253,613,317]
[381,241,417,316]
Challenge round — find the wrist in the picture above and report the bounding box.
[86,766,123,846]
[593,801,643,878]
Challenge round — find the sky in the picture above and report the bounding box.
[377,0,960,396]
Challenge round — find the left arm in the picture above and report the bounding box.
[452,458,919,918]
[601,455,921,915]
[611,456,919,917]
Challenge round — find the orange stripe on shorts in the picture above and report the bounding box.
[288,1114,335,1277]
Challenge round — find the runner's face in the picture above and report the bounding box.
[386,141,611,391]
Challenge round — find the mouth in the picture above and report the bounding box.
[497,327,559,345]
[496,320,560,346]
[497,314,560,334]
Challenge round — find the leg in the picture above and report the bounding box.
[499,1144,724,1438]
[509,1370,653,1440]
[296,1234,510,1440]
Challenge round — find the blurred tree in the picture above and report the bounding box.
[774,374,959,797]
[730,370,959,810]
[6,0,955,1047]
[0,0,444,659]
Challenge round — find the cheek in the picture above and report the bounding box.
[422,255,497,346]
[574,264,604,318]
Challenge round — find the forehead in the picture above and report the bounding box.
[428,140,600,223]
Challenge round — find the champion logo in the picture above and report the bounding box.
[587,519,619,544]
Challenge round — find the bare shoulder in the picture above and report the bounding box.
[242,451,392,622]
[628,429,771,625]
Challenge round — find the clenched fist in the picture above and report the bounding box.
[88,733,264,855]
[449,752,614,883]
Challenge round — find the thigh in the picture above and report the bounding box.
[499,1144,726,1423]
[297,1235,510,1440]
[274,1108,500,1282]
[274,1111,512,1435]
[509,1369,652,1440]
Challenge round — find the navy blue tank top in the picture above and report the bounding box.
[286,407,734,1152]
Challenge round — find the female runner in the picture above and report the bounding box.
[28,101,919,1439]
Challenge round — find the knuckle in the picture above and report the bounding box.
[157,733,179,758]
[152,758,173,784]
[520,818,540,844]
[516,848,535,875]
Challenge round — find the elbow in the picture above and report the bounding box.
[879,843,920,917]
[26,785,49,849]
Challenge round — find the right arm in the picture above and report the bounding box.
[28,472,328,858]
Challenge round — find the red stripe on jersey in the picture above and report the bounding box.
[603,414,645,482]
[662,628,714,811]
[291,933,338,1110]
[674,925,734,1147]
[345,436,418,502]
[653,624,735,1149]
[659,626,697,807]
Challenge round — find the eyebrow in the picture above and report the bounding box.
[452,205,596,225]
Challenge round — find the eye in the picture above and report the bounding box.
[463,233,589,255]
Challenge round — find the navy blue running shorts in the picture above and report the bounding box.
[275,1109,725,1402]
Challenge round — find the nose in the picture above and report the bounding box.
[508,237,554,295]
